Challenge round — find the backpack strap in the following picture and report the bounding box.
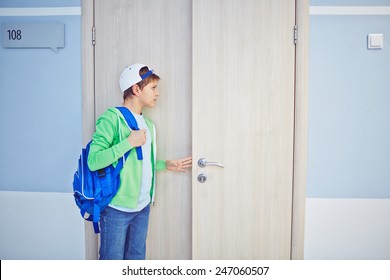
[116,106,143,160]
[112,112,131,177]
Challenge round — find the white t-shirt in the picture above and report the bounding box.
[110,111,153,213]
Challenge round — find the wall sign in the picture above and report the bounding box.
[1,23,65,52]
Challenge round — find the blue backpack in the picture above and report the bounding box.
[73,107,143,233]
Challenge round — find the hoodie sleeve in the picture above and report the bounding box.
[156,160,167,171]
[87,109,133,171]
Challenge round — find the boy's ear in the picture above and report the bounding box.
[132,84,141,96]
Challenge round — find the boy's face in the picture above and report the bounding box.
[139,79,159,107]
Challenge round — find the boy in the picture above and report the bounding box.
[87,64,192,260]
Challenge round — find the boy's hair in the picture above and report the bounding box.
[123,66,160,100]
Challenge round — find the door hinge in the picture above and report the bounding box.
[294,25,298,45]
[92,26,96,45]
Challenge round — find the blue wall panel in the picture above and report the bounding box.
[307,14,390,198]
[311,0,390,6]
[0,0,80,8]
[0,4,81,193]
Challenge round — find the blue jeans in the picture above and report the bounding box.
[99,204,150,260]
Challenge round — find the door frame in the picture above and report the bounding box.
[81,0,309,260]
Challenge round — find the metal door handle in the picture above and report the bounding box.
[198,158,224,168]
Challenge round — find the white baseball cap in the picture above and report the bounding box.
[119,63,154,93]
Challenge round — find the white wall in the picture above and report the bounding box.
[305,198,390,259]
[0,191,85,259]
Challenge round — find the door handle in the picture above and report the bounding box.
[198,158,224,168]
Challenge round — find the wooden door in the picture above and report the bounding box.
[192,0,296,259]
[94,0,192,259]
[90,0,304,260]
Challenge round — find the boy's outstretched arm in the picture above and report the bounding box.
[166,157,192,172]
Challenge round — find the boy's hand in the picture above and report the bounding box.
[166,157,192,172]
[127,129,146,147]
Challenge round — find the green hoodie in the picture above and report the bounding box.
[87,107,166,209]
